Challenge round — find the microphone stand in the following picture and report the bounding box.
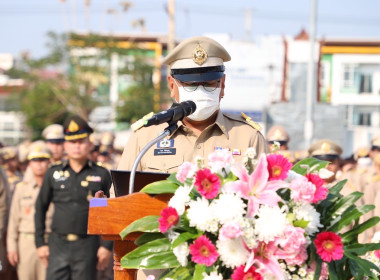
[128,121,178,194]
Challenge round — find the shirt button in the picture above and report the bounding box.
[197,145,201,149]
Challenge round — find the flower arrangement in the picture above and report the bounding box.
[120,149,380,280]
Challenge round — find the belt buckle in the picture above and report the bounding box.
[66,234,79,241]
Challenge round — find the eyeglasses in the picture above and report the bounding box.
[175,80,221,92]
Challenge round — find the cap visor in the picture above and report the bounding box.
[173,72,224,83]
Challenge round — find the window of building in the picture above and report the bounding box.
[342,64,356,88]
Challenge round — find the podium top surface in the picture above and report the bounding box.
[110,170,169,197]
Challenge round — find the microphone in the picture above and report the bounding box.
[144,101,196,127]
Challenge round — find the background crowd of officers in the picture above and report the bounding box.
[0,122,379,279]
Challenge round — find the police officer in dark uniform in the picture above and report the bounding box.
[35,115,113,280]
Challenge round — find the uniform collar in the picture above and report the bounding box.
[168,110,229,139]
[62,159,93,168]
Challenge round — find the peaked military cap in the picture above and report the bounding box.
[308,139,342,161]
[28,140,51,160]
[0,146,18,161]
[371,135,380,150]
[42,124,65,143]
[162,36,231,82]
[266,125,290,144]
[63,115,93,141]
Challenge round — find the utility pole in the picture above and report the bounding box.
[304,0,318,149]
[168,0,175,53]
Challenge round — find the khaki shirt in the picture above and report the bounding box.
[7,179,54,252]
[114,111,268,196]
[357,165,380,242]
[0,168,9,239]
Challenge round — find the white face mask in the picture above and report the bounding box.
[175,81,221,121]
[357,157,372,166]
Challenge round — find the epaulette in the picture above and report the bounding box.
[241,112,262,131]
[16,181,25,188]
[131,112,154,131]
[96,161,103,167]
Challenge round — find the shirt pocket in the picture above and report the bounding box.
[143,155,184,173]
[52,182,71,203]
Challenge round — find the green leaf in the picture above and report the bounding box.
[327,204,375,232]
[193,264,206,280]
[292,158,329,175]
[312,258,322,280]
[140,180,179,194]
[328,262,339,280]
[172,231,202,248]
[167,172,184,185]
[121,238,180,269]
[344,242,380,256]
[293,219,309,229]
[346,253,380,279]
[158,266,192,280]
[120,215,159,240]
[325,192,363,225]
[341,217,380,243]
[135,232,165,246]
[328,179,347,195]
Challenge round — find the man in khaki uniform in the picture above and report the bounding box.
[117,36,268,177]
[308,139,342,185]
[266,125,295,162]
[0,168,10,276]
[116,36,268,280]
[7,141,54,280]
[42,124,65,164]
[0,147,23,201]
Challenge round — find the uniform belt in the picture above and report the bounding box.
[55,232,87,241]
[20,232,35,239]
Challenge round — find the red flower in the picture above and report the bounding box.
[194,168,221,199]
[158,207,179,233]
[374,250,380,259]
[306,173,328,203]
[314,231,344,262]
[189,235,219,266]
[266,154,292,181]
[231,265,263,280]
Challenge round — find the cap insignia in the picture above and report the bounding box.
[68,120,79,133]
[192,44,208,65]
[274,130,282,139]
[321,142,330,153]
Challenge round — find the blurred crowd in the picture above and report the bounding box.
[1,122,380,280]
[0,123,122,280]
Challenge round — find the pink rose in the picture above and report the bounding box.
[176,162,195,183]
[208,149,234,174]
[219,221,244,241]
[273,225,308,265]
[290,177,316,203]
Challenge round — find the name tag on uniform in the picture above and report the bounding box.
[154,148,176,156]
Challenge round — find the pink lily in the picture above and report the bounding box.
[224,154,286,216]
[250,242,285,280]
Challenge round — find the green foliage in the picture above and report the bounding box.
[119,215,160,240]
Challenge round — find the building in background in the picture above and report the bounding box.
[0,54,30,145]
[319,38,380,152]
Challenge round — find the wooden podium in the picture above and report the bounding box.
[88,193,170,280]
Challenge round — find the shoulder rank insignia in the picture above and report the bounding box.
[241,112,262,131]
[131,112,154,132]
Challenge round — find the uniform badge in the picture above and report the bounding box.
[192,44,208,65]
[24,206,31,215]
[64,171,70,178]
[157,139,174,148]
[86,176,101,182]
[81,181,89,187]
[53,171,60,180]
[232,149,241,155]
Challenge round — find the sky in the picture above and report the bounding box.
[0,0,380,58]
